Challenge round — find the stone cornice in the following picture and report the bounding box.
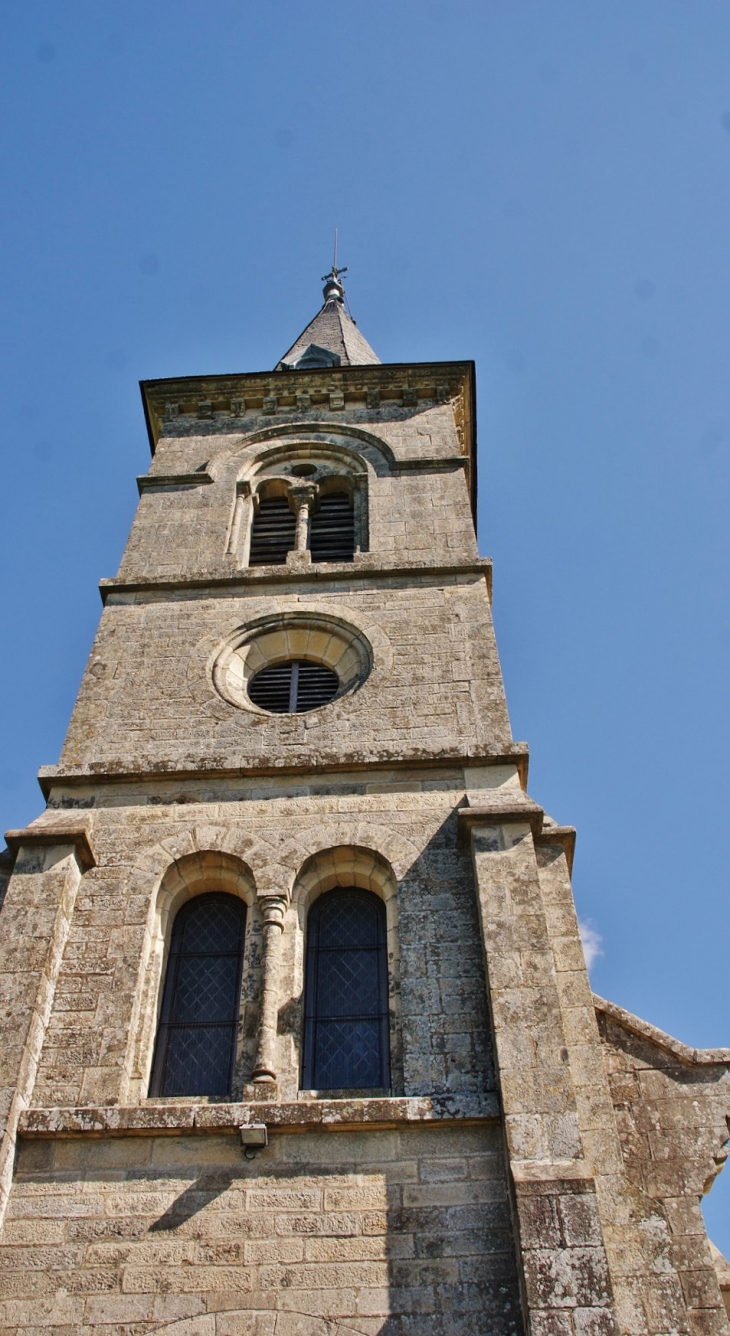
[141,358,474,453]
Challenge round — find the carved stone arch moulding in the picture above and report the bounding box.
[242,438,371,482]
[289,843,404,1095]
[292,842,399,915]
[122,849,260,1104]
[155,848,257,932]
[207,421,398,482]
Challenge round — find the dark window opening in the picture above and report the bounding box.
[302,888,390,1091]
[309,491,355,563]
[248,659,339,714]
[249,495,296,565]
[149,893,246,1098]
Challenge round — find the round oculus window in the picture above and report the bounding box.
[210,613,374,716]
[247,659,340,714]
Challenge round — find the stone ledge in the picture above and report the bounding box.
[4,819,96,870]
[98,557,494,604]
[457,800,544,845]
[512,1160,595,1184]
[594,994,730,1067]
[535,824,576,874]
[18,1093,500,1138]
[457,804,576,872]
[137,472,213,493]
[38,746,531,796]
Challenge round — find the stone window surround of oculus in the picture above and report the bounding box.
[212,614,373,715]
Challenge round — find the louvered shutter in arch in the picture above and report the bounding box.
[309,491,355,562]
[149,893,246,1098]
[301,888,390,1091]
[247,660,340,714]
[249,495,296,565]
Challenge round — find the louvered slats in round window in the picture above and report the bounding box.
[248,660,340,713]
[310,492,355,563]
[249,496,296,565]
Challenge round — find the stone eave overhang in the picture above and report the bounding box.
[140,359,478,519]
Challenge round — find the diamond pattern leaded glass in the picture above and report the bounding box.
[178,899,244,955]
[317,895,381,949]
[302,888,390,1091]
[311,1019,383,1090]
[150,893,245,1098]
[171,955,241,1024]
[162,1023,236,1097]
[314,949,382,1016]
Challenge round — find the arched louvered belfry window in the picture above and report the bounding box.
[302,888,390,1091]
[249,494,296,565]
[309,490,355,562]
[150,893,246,1098]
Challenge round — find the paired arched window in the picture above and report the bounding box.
[149,885,390,1097]
[150,893,246,1098]
[301,888,390,1091]
[248,486,355,565]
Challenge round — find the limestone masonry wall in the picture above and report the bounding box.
[0,1122,522,1336]
[59,579,509,775]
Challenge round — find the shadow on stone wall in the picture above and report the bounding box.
[5,1119,523,1335]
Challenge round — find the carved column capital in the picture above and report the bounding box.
[287,482,319,506]
[259,895,287,930]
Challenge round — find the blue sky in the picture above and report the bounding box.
[2,2,729,1246]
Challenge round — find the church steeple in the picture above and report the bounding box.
[276,262,380,370]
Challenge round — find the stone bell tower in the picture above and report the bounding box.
[0,268,729,1335]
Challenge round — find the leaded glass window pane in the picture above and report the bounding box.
[150,893,245,1098]
[302,888,390,1091]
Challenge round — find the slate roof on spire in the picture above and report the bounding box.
[276,269,380,371]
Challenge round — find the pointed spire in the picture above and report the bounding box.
[276,255,380,371]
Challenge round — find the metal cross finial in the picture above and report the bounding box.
[321,263,348,284]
